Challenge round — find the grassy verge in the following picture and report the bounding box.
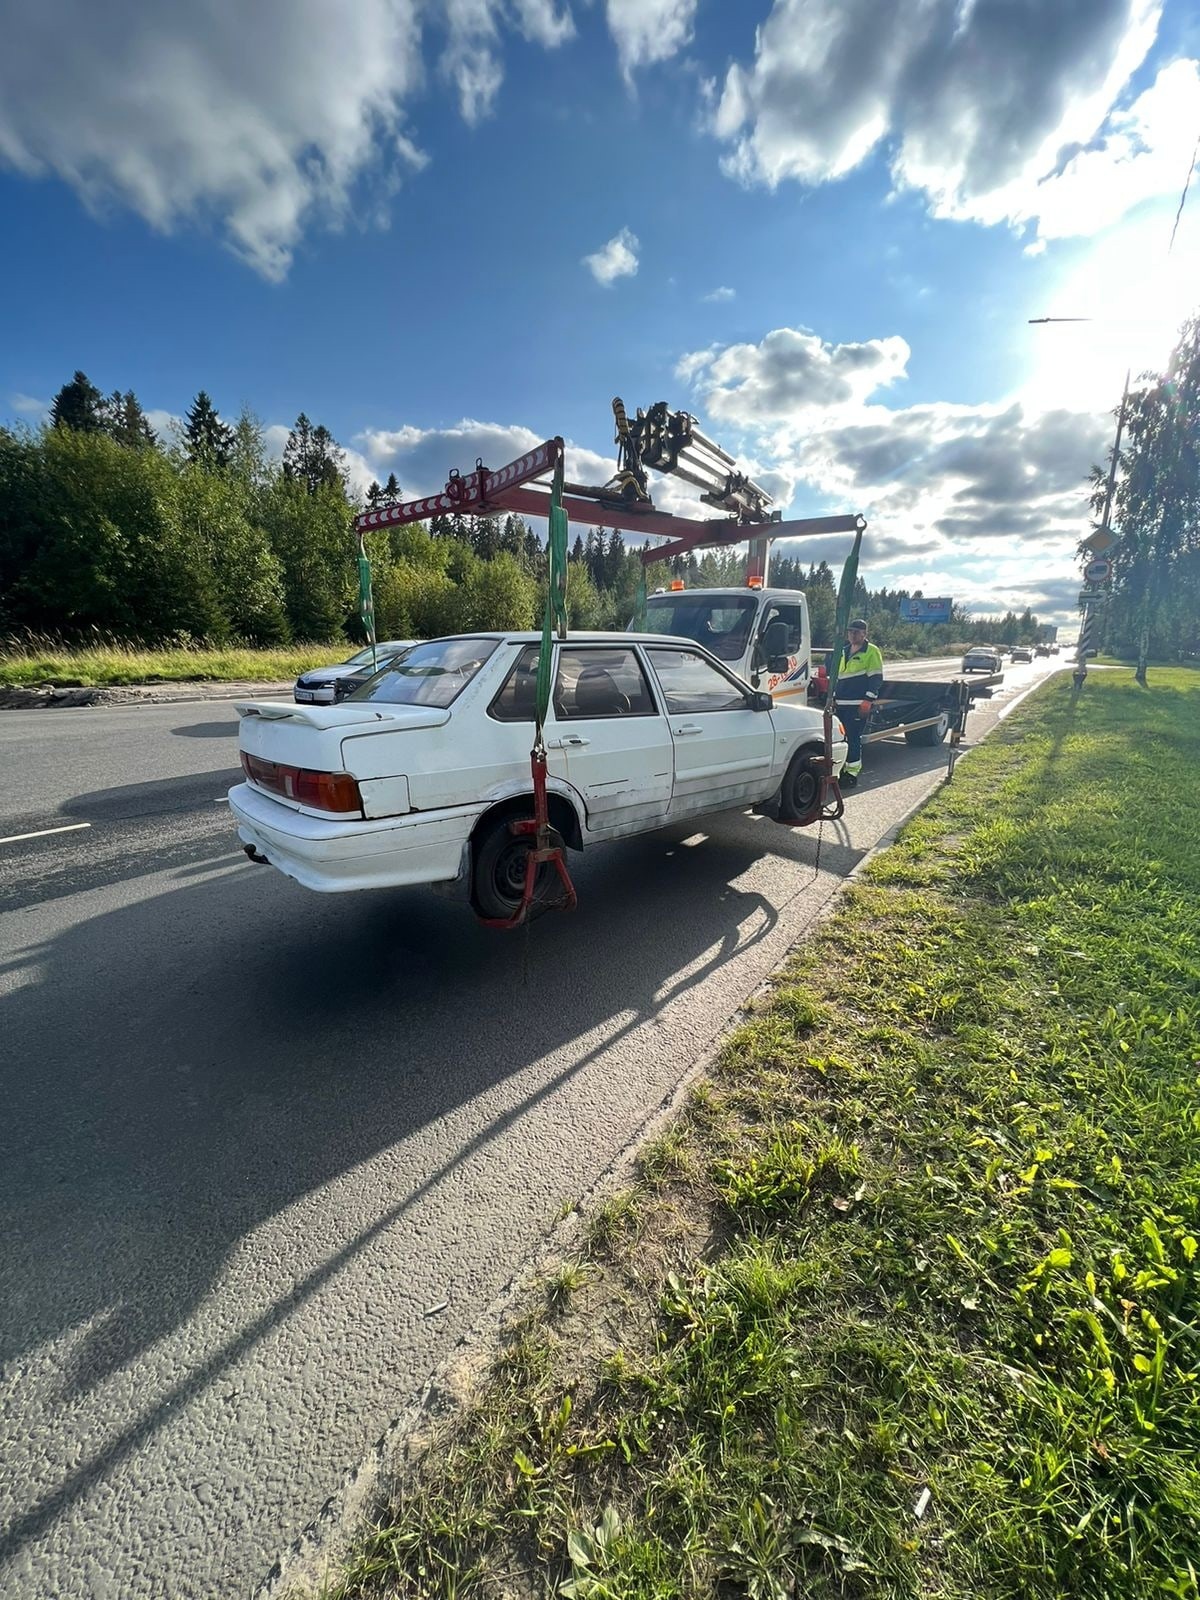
[0,637,350,687]
[327,670,1200,1600]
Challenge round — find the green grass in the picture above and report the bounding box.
[325,669,1200,1600]
[0,635,350,687]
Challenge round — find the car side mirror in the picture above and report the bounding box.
[767,654,791,674]
[750,690,774,712]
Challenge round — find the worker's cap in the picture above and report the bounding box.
[848,618,868,631]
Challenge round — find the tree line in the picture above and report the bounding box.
[2,366,1046,652]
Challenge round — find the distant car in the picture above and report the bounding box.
[1011,646,1033,663]
[1050,644,1061,655]
[293,642,417,704]
[1034,643,1051,657]
[231,631,849,917]
[961,646,1003,674]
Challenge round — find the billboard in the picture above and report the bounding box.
[899,596,953,624]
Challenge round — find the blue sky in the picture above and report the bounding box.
[3,0,1198,622]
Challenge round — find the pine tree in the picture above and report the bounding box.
[570,532,585,563]
[366,481,382,506]
[104,390,157,449]
[50,370,105,433]
[184,391,235,469]
[382,472,401,502]
[283,415,345,496]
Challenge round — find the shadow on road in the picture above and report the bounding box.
[0,792,873,1565]
[169,721,239,739]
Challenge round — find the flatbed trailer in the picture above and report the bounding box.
[809,657,1003,747]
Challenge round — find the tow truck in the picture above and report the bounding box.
[607,400,1002,752]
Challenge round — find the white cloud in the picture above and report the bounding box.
[713,0,1192,243]
[9,393,50,419]
[0,0,576,280]
[439,0,574,124]
[678,326,911,425]
[606,0,698,81]
[702,285,736,302]
[675,323,1112,621]
[1017,58,1200,242]
[582,227,640,285]
[146,408,183,443]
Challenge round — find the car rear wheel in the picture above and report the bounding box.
[472,815,566,919]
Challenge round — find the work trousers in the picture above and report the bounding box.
[837,703,871,768]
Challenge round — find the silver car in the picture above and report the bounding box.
[293,641,417,704]
[961,646,1003,674]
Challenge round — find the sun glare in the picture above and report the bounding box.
[1026,203,1199,413]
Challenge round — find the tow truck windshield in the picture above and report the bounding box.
[630,594,758,663]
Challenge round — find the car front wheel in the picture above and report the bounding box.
[778,749,824,821]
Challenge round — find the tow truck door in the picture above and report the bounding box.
[642,645,776,817]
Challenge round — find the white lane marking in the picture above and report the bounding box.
[0,821,92,846]
[213,796,230,804]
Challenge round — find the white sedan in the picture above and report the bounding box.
[229,632,848,919]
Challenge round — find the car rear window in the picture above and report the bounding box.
[348,637,498,707]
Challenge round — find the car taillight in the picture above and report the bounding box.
[240,752,362,814]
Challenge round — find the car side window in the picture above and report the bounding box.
[646,647,750,714]
[554,647,657,720]
[489,644,540,722]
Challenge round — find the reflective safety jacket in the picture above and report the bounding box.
[836,639,884,705]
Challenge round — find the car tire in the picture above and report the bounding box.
[905,710,950,747]
[472,815,566,920]
[778,749,824,820]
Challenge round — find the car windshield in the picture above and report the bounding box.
[344,645,386,669]
[347,637,498,707]
[630,595,758,662]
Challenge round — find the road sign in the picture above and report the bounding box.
[1082,526,1117,554]
[1086,531,1115,553]
[1079,587,1107,607]
[1084,557,1112,584]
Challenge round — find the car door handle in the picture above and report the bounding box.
[674,723,703,736]
[548,734,590,748]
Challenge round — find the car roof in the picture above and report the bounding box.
[407,631,706,648]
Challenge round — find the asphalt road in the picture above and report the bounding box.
[0,658,1060,1600]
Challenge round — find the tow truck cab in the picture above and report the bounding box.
[628,585,812,702]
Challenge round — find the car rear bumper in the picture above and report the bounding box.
[228,782,473,893]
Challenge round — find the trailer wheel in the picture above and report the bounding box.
[779,749,824,819]
[472,814,566,919]
[905,710,950,747]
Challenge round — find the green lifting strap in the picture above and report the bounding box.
[535,451,570,740]
[825,524,864,709]
[634,562,647,627]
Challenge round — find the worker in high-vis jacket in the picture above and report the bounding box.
[835,618,884,786]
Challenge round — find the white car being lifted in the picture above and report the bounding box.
[229,631,847,919]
